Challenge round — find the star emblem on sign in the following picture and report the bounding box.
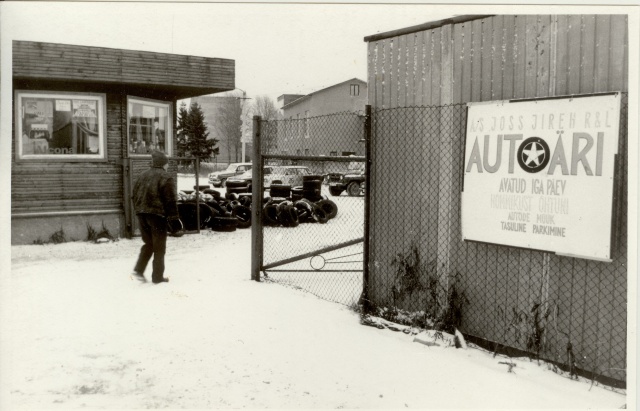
[517,137,550,173]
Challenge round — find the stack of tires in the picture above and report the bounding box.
[262,174,338,227]
[302,175,323,201]
[262,194,338,227]
[177,187,253,233]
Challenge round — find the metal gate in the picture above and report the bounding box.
[250,107,371,307]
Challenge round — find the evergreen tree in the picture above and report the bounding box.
[176,102,190,160]
[177,102,219,162]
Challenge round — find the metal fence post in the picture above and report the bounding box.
[251,115,263,281]
[195,157,201,234]
[362,105,373,312]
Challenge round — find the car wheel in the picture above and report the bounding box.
[287,205,300,227]
[347,181,362,197]
[316,199,338,219]
[263,204,279,226]
[276,201,293,226]
[293,202,311,223]
[232,205,252,229]
[238,195,252,207]
[312,207,329,224]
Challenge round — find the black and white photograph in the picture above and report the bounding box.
[0,1,637,409]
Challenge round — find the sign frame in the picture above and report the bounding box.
[461,92,622,262]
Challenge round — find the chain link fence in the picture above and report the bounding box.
[255,98,627,387]
[368,97,628,387]
[257,111,367,306]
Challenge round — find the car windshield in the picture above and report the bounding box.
[269,166,308,176]
[225,164,248,172]
[237,169,253,178]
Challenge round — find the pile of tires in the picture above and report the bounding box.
[177,187,253,233]
[262,196,338,227]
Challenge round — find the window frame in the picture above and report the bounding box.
[14,90,108,162]
[126,96,173,158]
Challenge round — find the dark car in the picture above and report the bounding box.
[208,162,252,187]
[327,162,365,196]
[225,166,274,192]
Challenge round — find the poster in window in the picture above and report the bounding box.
[142,105,156,119]
[24,100,53,118]
[73,100,97,118]
[56,100,71,112]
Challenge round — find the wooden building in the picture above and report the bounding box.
[364,15,628,384]
[11,40,234,244]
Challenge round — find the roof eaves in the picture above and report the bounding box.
[364,15,492,42]
[282,78,366,110]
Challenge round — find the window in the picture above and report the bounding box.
[15,91,106,161]
[304,148,310,156]
[127,97,172,156]
[350,84,360,96]
[330,151,338,156]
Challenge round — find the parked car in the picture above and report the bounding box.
[208,162,252,187]
[327,161,365,196]
[225,166,274,192]
[264,166,311,188]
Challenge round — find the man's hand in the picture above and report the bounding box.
[167,217,185,237]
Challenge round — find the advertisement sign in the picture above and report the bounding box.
[56,100,71,112]
[461,93,621,261]
[73,100,97,118]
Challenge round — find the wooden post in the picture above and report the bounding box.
[121,158,133,239]
[251,115,263,281]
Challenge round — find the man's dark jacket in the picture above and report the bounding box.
[133,166,179,219]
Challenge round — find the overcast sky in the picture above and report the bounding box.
[0,2,463,103]
[2,2,637,102]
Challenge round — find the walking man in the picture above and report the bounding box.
[131,150,181,283]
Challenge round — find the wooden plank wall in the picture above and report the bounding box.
[13,41,234,91]
[366,14,628,382]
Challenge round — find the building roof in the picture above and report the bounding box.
[363,15,491,42]
[13,40,235,99]
[281,78,366,110]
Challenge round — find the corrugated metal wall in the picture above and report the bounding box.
[367,15,627,106]
[366,15,628,383]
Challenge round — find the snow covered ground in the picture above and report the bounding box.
[0,173,628,409]
[3,228,628,409]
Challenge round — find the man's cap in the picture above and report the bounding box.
[152,150,168,167]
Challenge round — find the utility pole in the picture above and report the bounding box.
[234,89,252,162]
